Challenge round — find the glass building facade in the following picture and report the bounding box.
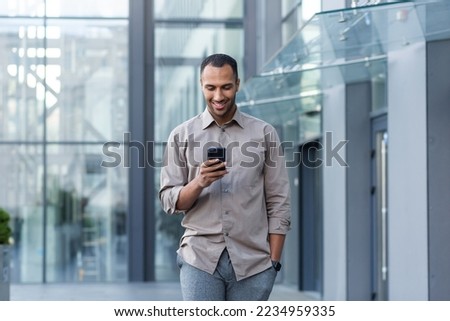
[0,0,129,283]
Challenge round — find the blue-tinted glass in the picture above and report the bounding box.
[155,0,242,19]
[0,144,44,282]
[0,0,45,16]
[45,19,128,142]
[0,18,46,142]
[46,0,128,18]
[0,1,130,284]
[0,0,128,17]
[45,144,128,282]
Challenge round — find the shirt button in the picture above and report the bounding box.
[224,211,229,215]
[223,189,228,193]
[221,128,225,132]
[224,232,229,236]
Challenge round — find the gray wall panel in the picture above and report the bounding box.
[128,0,155,281]
[322,83,347,300]
[346,82,372,300]
[388,41,428,300]
[427,39,450,300]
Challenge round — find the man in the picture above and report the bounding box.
[159,53,291,301]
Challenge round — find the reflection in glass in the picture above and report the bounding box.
[0,0,44,16]
[0,1,129,284]
[0,0,128,17]
[156,27,243,58]
[0,19,46,142]
[154,26,243,142]
[154,65,201,142]
[45,19,128,142]
[0,18,128,143]
[45,0,128,17]
[0,144,44,282]
[371,73,387,111]
[237,62,322,146]
[154,0,242,19]
[45,144,128,282]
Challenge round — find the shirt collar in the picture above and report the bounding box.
[201,107,245,130]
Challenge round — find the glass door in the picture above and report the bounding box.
[371,116,388,300]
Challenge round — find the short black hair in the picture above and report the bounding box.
[200,53,238,80]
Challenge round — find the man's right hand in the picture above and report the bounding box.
[175,160,228,211]
[196,159,228,188]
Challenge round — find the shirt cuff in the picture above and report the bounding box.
[161,185,185,215]
[268,217,291,234]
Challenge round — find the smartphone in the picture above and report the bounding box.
[207,146,226,162]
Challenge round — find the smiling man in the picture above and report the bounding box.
[159,53,291,301]
[200,57,239,126]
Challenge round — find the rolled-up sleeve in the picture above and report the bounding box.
[264,127,291,234]
[159,131,188,215]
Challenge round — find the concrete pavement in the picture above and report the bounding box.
[10,282,318,301]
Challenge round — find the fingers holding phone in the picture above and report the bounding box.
[200,147,228,181]
[203,158,227,173]
[206,147,227,172]
[207,146,226,163]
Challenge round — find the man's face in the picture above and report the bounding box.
[201,64,240,126]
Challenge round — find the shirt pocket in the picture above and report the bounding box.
[239,146,265,187]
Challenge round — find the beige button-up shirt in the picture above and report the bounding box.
[159,108,291,281]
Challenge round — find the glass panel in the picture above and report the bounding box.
[45,0,128,18]
[371,72,387,111]
[155,27,243,59]
[238,68,321,103]
[155,65,202,142]
[415,1,450,42]
[155,27,244,142]
[238,2,403,146]
[1,2,130,285]
[263,2,424,75]
[45,144,128,282]
[0,1,45,16]
[263,16,322,74]
[0,144,44,283]
[239,94,321,144]
[251,58,386,103]
[238,56,386,106]
[0,18,46,142]
[0,1,128,19]
[154,0,243,19]
[44,19,128,142]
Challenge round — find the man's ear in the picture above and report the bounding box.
[236,78,240,91]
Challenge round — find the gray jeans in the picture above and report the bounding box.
[177,249,277,301]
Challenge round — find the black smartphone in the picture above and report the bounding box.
[207,146,226,162]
